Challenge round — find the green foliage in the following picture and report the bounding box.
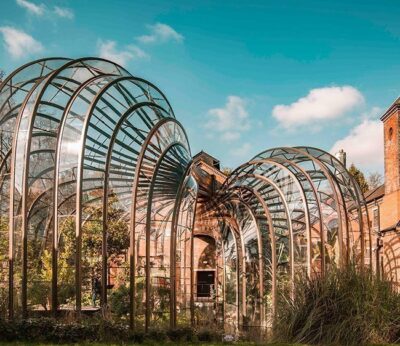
[0,317,225,343]
[129,330,145,343]
[348,163,369,193]
[0,318,130,343]
[109,284,130,316]
[0,217,7,261]
[145,327,168,341]
[166,326,195,342]
[0,318,17,341]
[274,264,400,345]
[0,216,8,317]
[196,327,223,342]
[0,287,7,317]
[55,217,76,306]
[23,195,131,309]
[28,281,50,311]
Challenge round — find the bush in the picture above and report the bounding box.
[0,317,226,344]
[52,323,91,343]
[166,326,195,342]
[196,327,222,341]
[15,318,56,342]
[96,319,130,342]
[0,318,17,341]
[274,264,400,345]
[109,284,130,317]
[145,327,167,341]
[129,330,145,343]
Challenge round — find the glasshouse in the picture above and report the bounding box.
[0,58,371,333]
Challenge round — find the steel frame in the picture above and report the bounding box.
[0,57,370,332]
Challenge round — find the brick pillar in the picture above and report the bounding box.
[380,99,400,229]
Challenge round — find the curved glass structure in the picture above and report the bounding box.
[0,58,370,332]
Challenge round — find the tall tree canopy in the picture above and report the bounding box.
[348,163,369,193]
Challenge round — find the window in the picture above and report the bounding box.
[373,208,379,231]
[389,127,393,140]
[196,271,215,298]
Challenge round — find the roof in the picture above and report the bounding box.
[381,220,400,234]
[364,184,385,204]
[193,150,220,163]
[193,150,221,170]
[380,97,400,122]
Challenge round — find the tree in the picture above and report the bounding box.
[221,167,232,176]
[0,69,4,83]
[348,163,369,193]
[367,172,383,190]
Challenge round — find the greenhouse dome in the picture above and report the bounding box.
[0,58,370,333]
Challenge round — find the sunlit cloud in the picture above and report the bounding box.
[331,118,383,172]
[16,0,45,16]
[205,96,251,142]
[137,23,184,44]
[98,40,148,67]
[0,26,43,59]
[273,86,364,129]
[54,6,74,19]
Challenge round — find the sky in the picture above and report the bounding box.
[1,0,399,174]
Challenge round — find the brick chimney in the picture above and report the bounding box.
[335,149,347,168]
[381,97,400,195]
[380,97,400,228]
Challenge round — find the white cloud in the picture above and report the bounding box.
[273,86,364,129]
[0,26,43,59]
[98,40,148,67]
[330,119,383,173]
[16,0,45,15]
[360,106,382,120]
[137,23,184,44]
[205,96,251,142]
[54,6,74,19]
[231,142,252,157]
[16,0,74,20]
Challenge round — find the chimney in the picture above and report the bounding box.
[335,149,347,168]
[381,97,400,195]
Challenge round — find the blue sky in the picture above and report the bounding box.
[1,0,399,173]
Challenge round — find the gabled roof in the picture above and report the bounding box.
[364,184,385,204]
[381,220,400,234]
[193,150,220,163]
[380,97,400,122]
[193,150,221,170]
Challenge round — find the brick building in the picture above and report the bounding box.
[364,98,400,286]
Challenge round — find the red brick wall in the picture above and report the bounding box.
[383,109,400,195]
[368,105,400,286]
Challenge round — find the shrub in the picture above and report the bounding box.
[0,317,226,344]
[166,326,195,342]
[0,318,17,341]
[109,284,130,317]
[15,318,56,342]
[196,327,222,342]
[274,264,400,345]
[145,327,167,341]
[96,319,129,342]
[52,323,91,343]
[129,330,145,343]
